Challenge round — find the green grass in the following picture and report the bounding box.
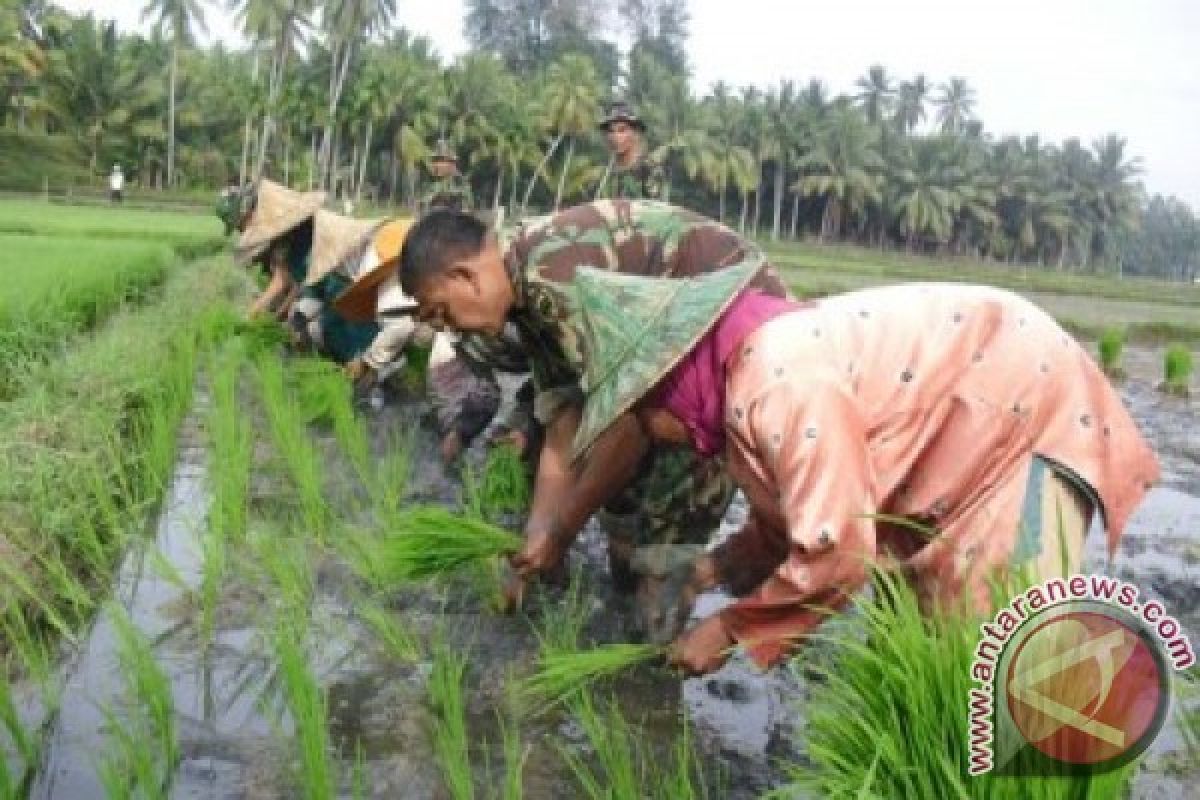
[0,234,177,397]
[772,570,1136,799]
[0,257,233,657]
[273,616,333,800]
[428,636,474,800]
[1098,328,1126,377]
[1163,344,1193,395]
[0,196,221,245]
[256,355,329,536]
[97,605,179,800]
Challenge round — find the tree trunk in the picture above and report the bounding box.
[718,172,727,223]
[167,39,177,189]
[739,191,748,233]
[356,117,373,204]
[523,133,563,214]
[752,160,764,235]
[389,151,399,206]
[317,40,340,188]
[493,165,504,210]
[283,131,290,185]
[554,136,575,211]
[509,166,520,215]
[771,158,784,241]
[309,134,317,190]
[349,139,359,202]
[789,191,801,239]
[255,45,288,181]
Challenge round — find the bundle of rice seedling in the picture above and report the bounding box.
[519,643,663,713]
[372,506,523,583]
[481,444,530,516]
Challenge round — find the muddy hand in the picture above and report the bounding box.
[668,616,734,676]
[497,560,527,613]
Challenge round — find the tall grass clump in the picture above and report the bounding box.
[772,569,1136,799]
[428,636,474,800]
[256,355,328,535]
[0,257,230,650]
[273,617,334,800]
[97,605,179,800]
[1097,327,1126,379]
[1162,343,1193,397]
[359,506,522,585]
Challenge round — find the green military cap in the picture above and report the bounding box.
[215,183,255,236]
[598,100,647,132]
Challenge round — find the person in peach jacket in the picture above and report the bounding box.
[564,262,1160,675]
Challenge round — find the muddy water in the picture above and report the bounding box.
[22,345,1200,799]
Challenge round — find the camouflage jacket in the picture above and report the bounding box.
[464,199,790,425]
[594,154,665,201]
[420,174,474,214]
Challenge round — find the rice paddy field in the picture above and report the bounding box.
[0,200,1197,799]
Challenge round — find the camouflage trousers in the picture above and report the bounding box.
[599,444,736,548]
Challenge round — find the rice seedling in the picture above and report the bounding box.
[273,616,333,800]
[519,643,663,714]
[97,605,179,800]
[355,599,421,663]
[463,445,531,522]
[427,636,474,800]
[1097,327,1126,378]
[256,354,329,536]
[497,708,527,800]
[651,715,712,800]
[1162,343,1193,396]
[771,569,1136,799]
[557,692,641,798]
[0,671,35,791]
[362,506,522,584]
[531,570,590,656]
[367,431,413,523]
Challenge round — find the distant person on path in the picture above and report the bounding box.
[108,164,124,203]
[420,139,473,215]
[557,268,1160,675]
[594,101,664,202]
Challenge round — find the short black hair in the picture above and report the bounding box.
[399,210,488,296]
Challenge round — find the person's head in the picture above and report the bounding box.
[599,101,646,163]
[399,210,513,336]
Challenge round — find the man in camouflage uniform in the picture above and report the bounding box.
[399,199,790,628]
[420,139,474,214]
[594,101,665,201]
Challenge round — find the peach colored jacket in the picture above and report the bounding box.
[717,284,1159,668]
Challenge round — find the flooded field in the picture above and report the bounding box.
[6,338,1198,799]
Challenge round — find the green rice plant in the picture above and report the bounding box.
[355,599,421,663]
[557,692,641,798]
[367,431,412,523]
[97,605,179,799]
[427,636,474,800]
[519,643,663,714]
[651,716,711,800]
[273,617,333,800]
[363,506,522,584]
[532,571,590,657]
[771,569,1136,799]
[1097,327,1125,378]
[497,709,527,800]
[0,671,35,798]
[463,445,531,522]
[256,355,328,536]
[1162,343,1193,396]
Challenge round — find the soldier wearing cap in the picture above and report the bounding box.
[420,139,474,215]
[595,101,664,201]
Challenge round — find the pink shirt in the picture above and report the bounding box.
[716,284,1159,667]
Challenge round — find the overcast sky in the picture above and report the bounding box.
[58,0,1200,207]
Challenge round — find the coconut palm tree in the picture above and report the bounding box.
[795,106,884,242]
[894,74,928,133]
[854,64,895,125]
[139,0,205,188]
[935,77,975,135]
[522,53,598,212]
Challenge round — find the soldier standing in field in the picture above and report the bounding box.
[420,139,474,214]
[594,101,665,201]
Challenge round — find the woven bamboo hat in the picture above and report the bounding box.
[234,179,326,266]
[305,210,384,286]
[333,218,416,322]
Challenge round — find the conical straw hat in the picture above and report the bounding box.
[569,255,762,460]
[234,179,326,266]
[306,210,383,286]
[333,218,415,322]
